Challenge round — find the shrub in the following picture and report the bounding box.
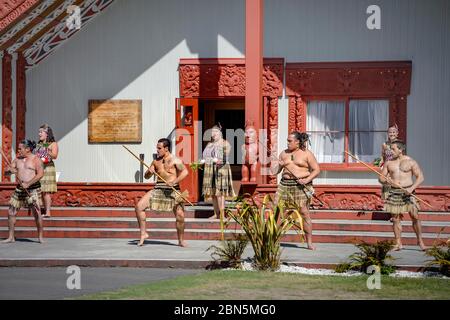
[225,194,302,271]
[425,238,450,276]
[206,234,249,269]
[335,240,397,275]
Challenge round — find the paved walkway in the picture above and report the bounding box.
[0,238,430,268]
[0,267,203,300]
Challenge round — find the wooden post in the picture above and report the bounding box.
[2,52,13,182]
[245,0,264,184]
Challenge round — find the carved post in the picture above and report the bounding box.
[2,52,13,182]
[16,52,26,150]
[289,95,306,133]
[267,96,278,184]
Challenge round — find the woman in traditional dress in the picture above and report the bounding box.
[379,124,400,200]
[35,124,59,217]
[201,124,235,219]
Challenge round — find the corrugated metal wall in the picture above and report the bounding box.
[267,0,450,186]
[25,0,245,182]
[22,0,450,185]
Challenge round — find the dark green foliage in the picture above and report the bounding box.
[425,239,450,276]
[207,234,249,269]
[335,240,397,275]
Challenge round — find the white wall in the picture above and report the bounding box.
[24,0,450,185]
[268,0,450,186]
[25,0,244,182]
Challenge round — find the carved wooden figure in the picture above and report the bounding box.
[241,123,258,182]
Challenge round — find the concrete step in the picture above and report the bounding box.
[2,207,450,221]
[1,227,448,246]
[1,217,448,234]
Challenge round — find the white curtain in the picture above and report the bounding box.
[349,100,388,163]
[307,101,345,163]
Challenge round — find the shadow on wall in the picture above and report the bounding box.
[25,0,245,181]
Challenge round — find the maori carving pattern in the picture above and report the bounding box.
[179,61,283,98]
[286,62,412,138]
[24,0,115,68]
[0,0,39,31]
[2,52,13,182]
[0,183,448,211]
[15,52,26,149]
[0,0,53,46]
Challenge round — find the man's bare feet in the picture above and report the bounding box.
[41,208,51,218]
[138,233,149,246]
[38,238,46,244]
[307,243,316,250]
[178,240,188,247]
[392,244,403,251]
[208,214,218,220]
[1,238,15,244]
[418,242,428,251]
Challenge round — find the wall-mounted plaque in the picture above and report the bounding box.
[88,100,142,143]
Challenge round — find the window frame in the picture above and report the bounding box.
[305,95,390,171]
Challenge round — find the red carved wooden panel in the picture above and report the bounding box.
[15,52,26,149]
[264,96,279,184]
[2,52,12,182]
[0,0,39,32]
[0,183,154,207]
[179,58,284,98]
[288,96,306,133]
[250,184,450,212]
[286,61,412,148]
[286,61,412,96]
[0,183,448,211]
[179,58,283,185]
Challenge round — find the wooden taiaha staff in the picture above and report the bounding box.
[122,145,194,206]
[344,150,433,209]
[257,140,326,207]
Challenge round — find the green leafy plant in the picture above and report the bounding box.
[335,240,396,275]
[206,234,249,269]
[372,157,382,167]
[425,237,450,276]
[189,162,204,171]
[225,194,303,271]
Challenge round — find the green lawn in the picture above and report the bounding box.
[76,270,450,300]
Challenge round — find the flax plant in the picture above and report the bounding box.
[225,194,303,271]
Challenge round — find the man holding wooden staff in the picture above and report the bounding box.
[271,131,321,250]
[134,138,189,247]
[379,140,427,251]
[1,140,45,244]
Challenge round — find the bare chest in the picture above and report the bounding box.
[16,158,36,172]
[389,160,412,175]
[283,152,308,168]
[155,159,176,174]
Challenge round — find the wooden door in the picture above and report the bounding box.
[175,98,199,202]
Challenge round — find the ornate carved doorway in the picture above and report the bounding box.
[178,58,284,202]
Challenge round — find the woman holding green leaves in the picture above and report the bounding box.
[35,124,59,217]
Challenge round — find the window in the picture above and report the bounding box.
[307,98,389,168]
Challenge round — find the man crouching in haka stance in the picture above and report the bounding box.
[2,140,45,244]
[379,140,427,251]
[272,132,320,250]
[135,138,189,247]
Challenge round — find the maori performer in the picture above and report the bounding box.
[134,138,189,247]
[379,140,427,251]
[271,132,321,250]
[35,124,59,217]
[201,124,235,219]
[1,140,45,244]
[378,124,400,200]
